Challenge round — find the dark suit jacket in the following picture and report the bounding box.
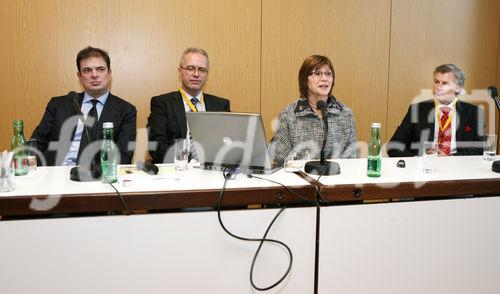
[387,99,485,157]
[147,91,230,163]
[31,92,137,166]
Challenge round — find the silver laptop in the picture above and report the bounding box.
[186,112,280,174]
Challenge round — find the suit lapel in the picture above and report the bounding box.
[455,101,466,141]
[204,95,216,111]
[69,92,85,141]
[419,101,435,141]
[55,92,83,164]
[173,91,188,136]
[77,92,85,108]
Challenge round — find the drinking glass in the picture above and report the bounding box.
[483,134,497,161]
[422,141,438,173]
[174,138,189,171]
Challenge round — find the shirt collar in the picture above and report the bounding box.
[83,91,109,105]
[434,97,457,112]
[180,89,203,102]
[294,95,343,114]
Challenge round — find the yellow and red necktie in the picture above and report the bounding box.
[438,106,452,155]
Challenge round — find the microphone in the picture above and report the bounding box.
[317,100,327,112]
[488,86,500,111]
[68,91,100,181]
[487,86,500,174]
[136,160,159,175]
[69,91,82,116]
[304,98,341,175]
[70,91,92,148]
[316,100,328,164]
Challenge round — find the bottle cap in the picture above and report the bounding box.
[371,122,381,128]
[103,122,114,128]
[13,119,24,126]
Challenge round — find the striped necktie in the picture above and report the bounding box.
[438,106,452,155]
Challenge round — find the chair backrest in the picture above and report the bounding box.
[267,136,276,162]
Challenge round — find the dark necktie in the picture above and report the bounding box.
[77,99,99,164]
[438,106,452,156]
[190,98,198,112]
[188,98,199,160]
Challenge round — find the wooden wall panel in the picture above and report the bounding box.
[0,0,109,151]
[1,0,499,161]
[387,0,500,144]
[108,0,261,160]
[261,0,392,150]
[108,0,261,119]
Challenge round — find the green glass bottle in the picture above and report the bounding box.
[12,119,29,176]
[100,122,118,183]
[367,122,382,177]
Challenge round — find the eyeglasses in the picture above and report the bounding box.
[309,71,333,79]
[180,66,208,74]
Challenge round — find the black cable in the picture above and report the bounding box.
[315,161,329,183]
[109,182,133,215]
[315,188,330,205]
[249,205,291,291]
[314,166,331,205]
[217,168,293,291]
[248,169,330,294]
[246,174,317,205]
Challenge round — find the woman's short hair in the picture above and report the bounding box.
[298,55,335,99]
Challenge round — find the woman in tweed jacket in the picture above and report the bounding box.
[273,55,358,165]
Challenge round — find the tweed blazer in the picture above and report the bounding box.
[274,96,358,165]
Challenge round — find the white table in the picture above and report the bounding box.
[315,156,500,294]
[2,157,500,293]
[0,164,315,215]
[0,207,317,294]
[0,164,316,293]
[309,156,500,201]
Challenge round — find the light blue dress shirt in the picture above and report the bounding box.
[63,92,109,166]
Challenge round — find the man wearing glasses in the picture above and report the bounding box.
[147,47,230,163]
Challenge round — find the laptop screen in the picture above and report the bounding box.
[186,112,277,174]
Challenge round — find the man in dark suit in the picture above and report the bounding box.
[31,46,137,166]
[147,47,230,163]
[387,64,485,157]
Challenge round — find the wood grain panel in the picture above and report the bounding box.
[261,0,392,153]
[387,0,500,145]
[108,0,261,161]
[1,0,500,162]
[0,0,109,151]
